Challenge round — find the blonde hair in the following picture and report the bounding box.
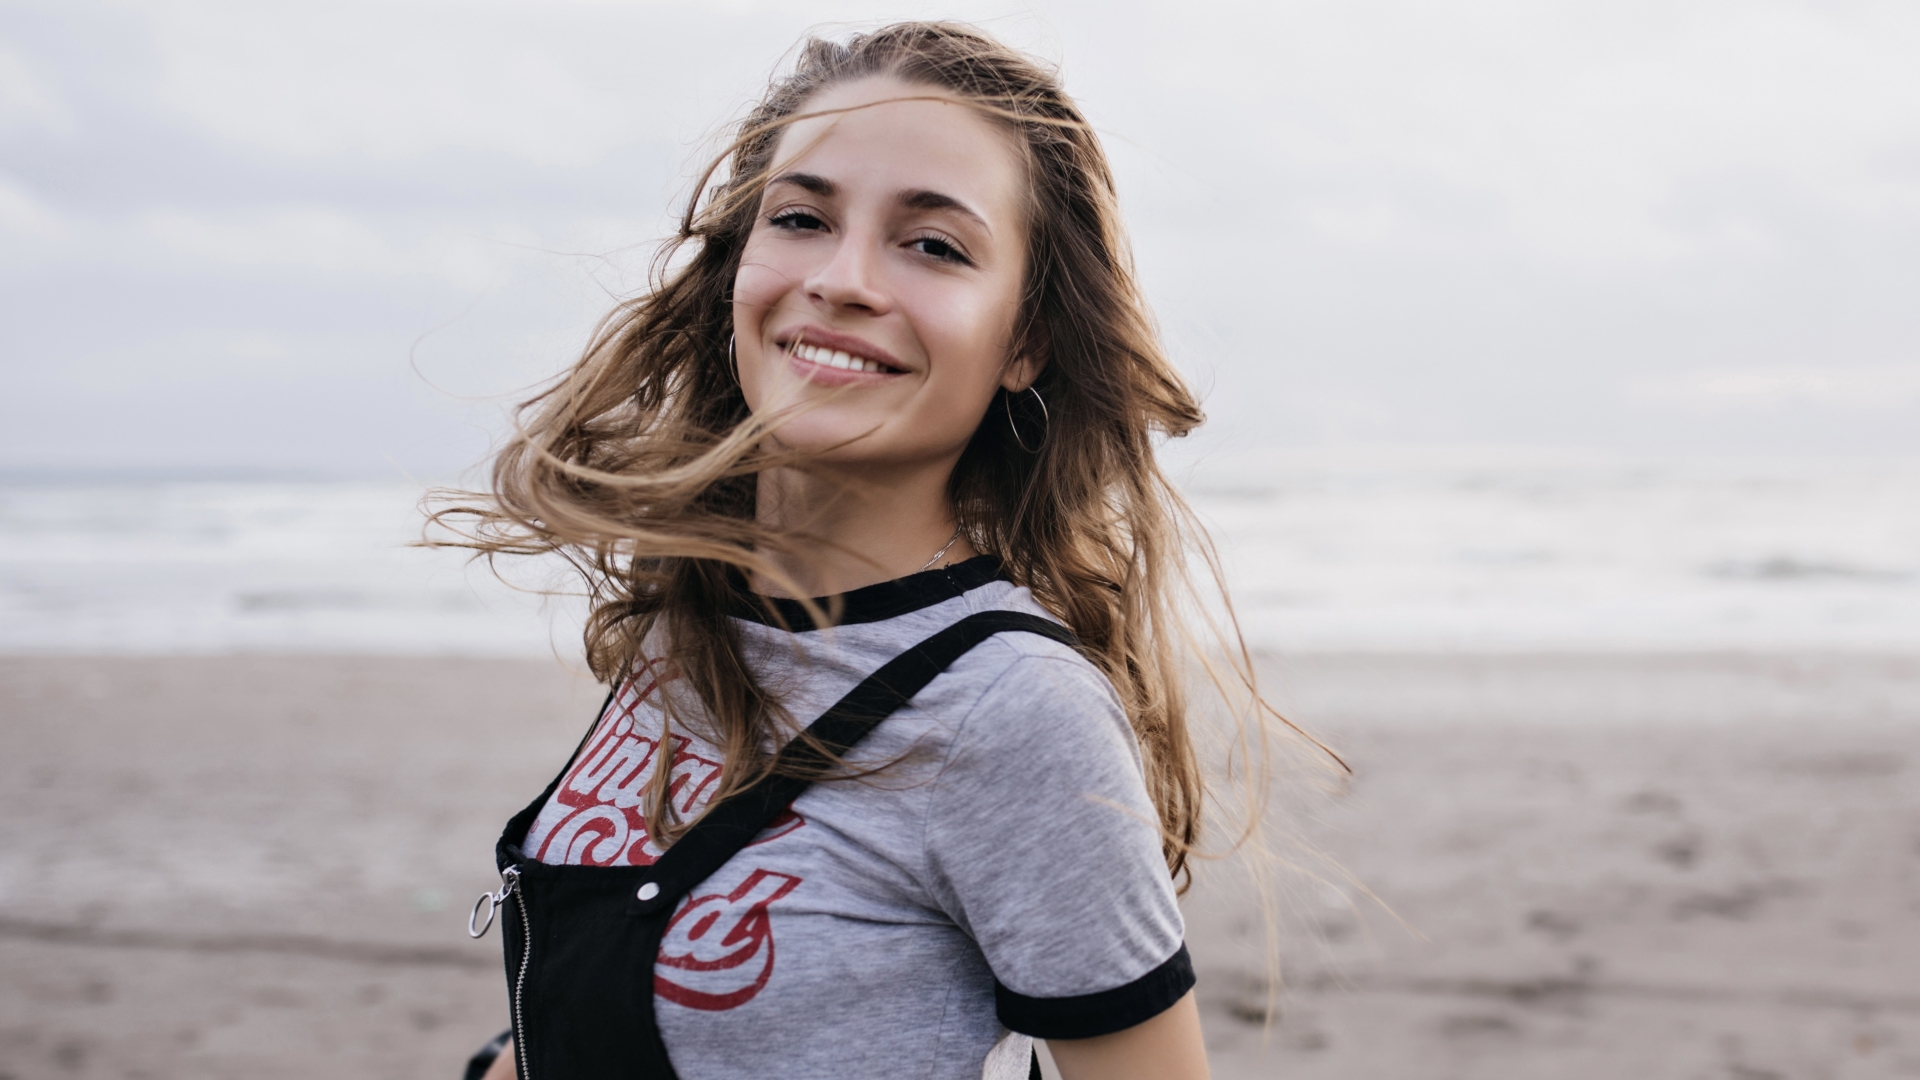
[432,21,1325,888]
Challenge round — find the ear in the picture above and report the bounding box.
[999,352,1047,394]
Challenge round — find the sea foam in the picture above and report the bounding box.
[3,452,1916,654]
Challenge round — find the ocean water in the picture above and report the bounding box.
[1184,451,1920,651]
[0,479,584,656]
[3,453,1917,655]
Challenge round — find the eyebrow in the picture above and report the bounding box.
[768,172,992,233]
[769,172,835,197]
[900,189,991,233]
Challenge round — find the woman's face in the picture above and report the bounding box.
[731,76,1034,470]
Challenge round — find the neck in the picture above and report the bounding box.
[752,460,976,598]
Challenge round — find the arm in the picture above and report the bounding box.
[1046,991,1209,1080]
[479,1040,516,1080]
[926,652,1201,1077]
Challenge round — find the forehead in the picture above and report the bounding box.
[769,76,1026,215]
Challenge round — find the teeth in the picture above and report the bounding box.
[790,342,886,374]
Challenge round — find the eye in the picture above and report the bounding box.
[908,234,971,265]
[768,209,827,232]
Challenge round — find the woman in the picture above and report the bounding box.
[447,21,1240,1080]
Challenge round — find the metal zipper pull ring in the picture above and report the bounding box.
[469,867,520,939]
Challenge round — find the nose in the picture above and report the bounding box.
[803,229,891,316]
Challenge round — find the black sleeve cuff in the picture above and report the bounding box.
[993,943,1195,1040]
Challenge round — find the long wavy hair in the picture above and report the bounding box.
[431,21,1316,888]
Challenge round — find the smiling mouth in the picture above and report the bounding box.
[785,340,903,375]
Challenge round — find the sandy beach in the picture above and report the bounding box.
[4,652,1917,1079]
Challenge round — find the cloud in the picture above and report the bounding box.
[145,2,632,167]
[1633,365,1920,410]
[0,43,76,135]
[0,171,64,241]
[1108,0,1920,264]
[136,205,502,286]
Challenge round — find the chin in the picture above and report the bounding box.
[759,401,879,443]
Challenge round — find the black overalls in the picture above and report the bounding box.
[472,610,1073,1080]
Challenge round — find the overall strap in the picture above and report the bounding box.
[627,610,1076,917]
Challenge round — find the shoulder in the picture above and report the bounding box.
[922,585,1141,773]
[944,583,1122,710]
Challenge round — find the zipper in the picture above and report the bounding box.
[469,867,531,1079]
[468,866,520,939]
[511,879,533,1080]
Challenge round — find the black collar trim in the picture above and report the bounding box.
[728,554,1007,631]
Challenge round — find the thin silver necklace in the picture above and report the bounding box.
[918,527,964,572]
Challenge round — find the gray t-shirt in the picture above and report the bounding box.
[523,557,1189,1080]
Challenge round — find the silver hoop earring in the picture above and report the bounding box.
[1005,385,1049,453]
[727,333,739,384]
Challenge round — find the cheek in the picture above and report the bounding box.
[731,240,804,409]
[914,284,1022,392]
[732,243,794,326]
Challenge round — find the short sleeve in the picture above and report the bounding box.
[923,650,1194,1039]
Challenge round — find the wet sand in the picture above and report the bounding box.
[3,653,1917,1079]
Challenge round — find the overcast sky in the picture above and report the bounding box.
[3,0,1918,478]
